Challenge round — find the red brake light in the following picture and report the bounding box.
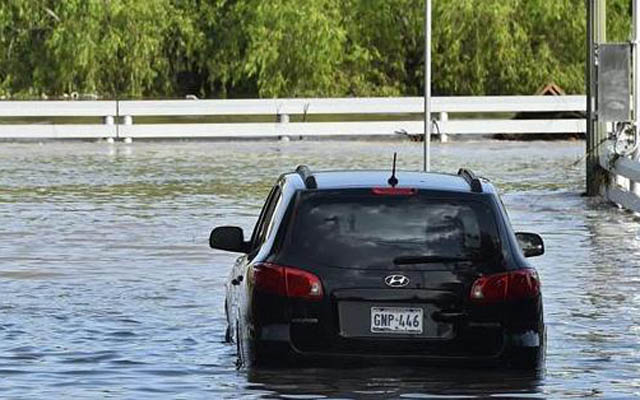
[371,187,417,196]
[253,263,323,301]
[470,269,540,304]
[253,263,286,296]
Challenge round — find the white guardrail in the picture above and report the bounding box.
[599,145,640,213]
[0,96,586,140]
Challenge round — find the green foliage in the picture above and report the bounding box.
[0,0,178,98]
[238,0,347,97]
[432,0,592,94]
[0,0,633,98]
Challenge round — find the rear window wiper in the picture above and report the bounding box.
[393,255,472,265]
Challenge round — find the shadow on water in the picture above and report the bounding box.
[246,365,544,399]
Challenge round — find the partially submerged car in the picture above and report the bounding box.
[210,166,545,369]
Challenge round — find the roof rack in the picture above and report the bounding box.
[295,165,317,189]
[457,168,483,193]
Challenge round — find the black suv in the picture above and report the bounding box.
[210,166,545,369]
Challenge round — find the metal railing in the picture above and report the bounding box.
[0,96,586,140]
[599,144,640,212]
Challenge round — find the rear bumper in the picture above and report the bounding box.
[249,323,545,369]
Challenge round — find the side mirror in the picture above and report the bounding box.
[515,232,544,257]
[209,226,248,253]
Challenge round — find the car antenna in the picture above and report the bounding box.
[387,152,399,187]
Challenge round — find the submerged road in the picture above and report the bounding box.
[0,140,638,398]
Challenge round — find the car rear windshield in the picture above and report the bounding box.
[280,190,502,270]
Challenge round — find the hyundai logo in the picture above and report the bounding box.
[384,274,410,288]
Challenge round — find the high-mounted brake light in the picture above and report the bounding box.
[371,187,417,196]
[470,269,540,304]
[253,263,323,301]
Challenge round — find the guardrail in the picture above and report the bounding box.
[0,101,118,139]
[599,145,640,213]
[0,96,586,140]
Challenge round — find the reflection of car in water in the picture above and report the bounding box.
[210,166,545,369]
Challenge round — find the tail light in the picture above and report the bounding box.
[372,187,417,196]
[253,263,323,301]
[470,269,540,304]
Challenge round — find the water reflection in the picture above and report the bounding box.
[247,366,543,399]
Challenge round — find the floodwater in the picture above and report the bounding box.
[0,139,638,399]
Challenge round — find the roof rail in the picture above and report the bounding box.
[295,165,317,189]
[457,168,483,193]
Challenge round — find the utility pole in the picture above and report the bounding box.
[423,0,431,172]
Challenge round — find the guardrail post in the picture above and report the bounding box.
[122,115,133,143]
[438,112,448,143]
[277,113,290,141]
[103,115,115,143]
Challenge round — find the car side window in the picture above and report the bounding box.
[263,191,285,242]
[255,187,282,247]
[249,186,281,252]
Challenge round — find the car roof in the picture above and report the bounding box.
[283,169,495,194]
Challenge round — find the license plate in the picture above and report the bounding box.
[370,307,423,334]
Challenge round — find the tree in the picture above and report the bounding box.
[0,0,633,98]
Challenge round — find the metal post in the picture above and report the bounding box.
[586,0,595,194]
[596,0,608,193]
[632,0,640,196]
[586,0,608,196]
[423,0,432,172]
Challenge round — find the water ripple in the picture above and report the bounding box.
[0,140,637,398]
